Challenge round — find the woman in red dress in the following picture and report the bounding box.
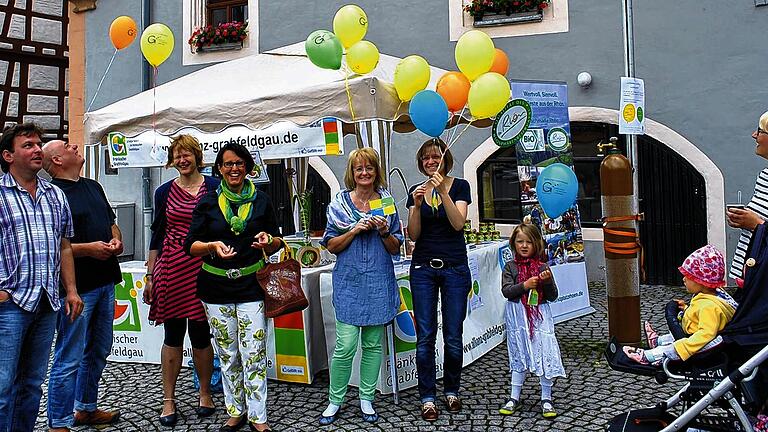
[144,135,220,426]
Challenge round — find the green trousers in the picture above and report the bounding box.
[328,320,384,404]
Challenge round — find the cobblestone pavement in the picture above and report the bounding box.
[34,282,687,431]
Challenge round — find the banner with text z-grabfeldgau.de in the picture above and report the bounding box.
[107,118,343,168]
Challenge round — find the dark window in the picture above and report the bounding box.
[259,162,330,236]
[206,0,248,27]
[477,147,520,223]
[477,122,627,228]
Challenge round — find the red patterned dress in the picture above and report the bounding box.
[149,182,208,323]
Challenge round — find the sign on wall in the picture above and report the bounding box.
[107,118,343,168]
[619,77,645,135]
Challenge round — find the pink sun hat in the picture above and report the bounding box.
[678,245,726,289]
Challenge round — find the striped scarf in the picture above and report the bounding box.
[515,255,543,339]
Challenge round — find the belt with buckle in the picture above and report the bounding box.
[202,260,264,280]
[428,259,445,269]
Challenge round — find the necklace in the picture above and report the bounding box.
[352,189,375,210]
[176,176,203,190]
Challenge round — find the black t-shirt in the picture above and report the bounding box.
[184,190,281,305]
[406,178,472,266]
[51,177,122,293]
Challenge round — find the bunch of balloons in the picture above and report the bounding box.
[405,30,511,138]
[306,5,379,75]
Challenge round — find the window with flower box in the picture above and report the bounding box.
[207,0,248,27]
[448,0,568,41]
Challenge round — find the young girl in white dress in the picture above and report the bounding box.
[499,223,566,418]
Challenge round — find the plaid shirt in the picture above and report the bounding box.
[0,173,73,312]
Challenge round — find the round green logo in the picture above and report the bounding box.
[547,127,570,152]
[492,99,532,148]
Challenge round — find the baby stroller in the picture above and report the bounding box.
[604,224,768,432]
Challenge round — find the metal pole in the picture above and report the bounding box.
[141,0,154,255]
[622,0,640,201]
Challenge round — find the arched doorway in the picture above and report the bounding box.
[466,109,723,286]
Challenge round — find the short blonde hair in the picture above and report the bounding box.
[760,111,768,132]
[166,134,203,170]
[343,147,386,190]
[509,223,546,260]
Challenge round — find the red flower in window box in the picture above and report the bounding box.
[189,20,249,52]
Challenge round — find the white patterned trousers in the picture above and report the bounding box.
[203,301,268,424]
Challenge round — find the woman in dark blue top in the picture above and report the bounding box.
[406,138,472,421]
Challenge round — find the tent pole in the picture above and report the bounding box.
[141,0,154,256]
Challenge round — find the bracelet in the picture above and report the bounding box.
[146,273,152,278]
[267,234,274,245]
[206,242,216,258]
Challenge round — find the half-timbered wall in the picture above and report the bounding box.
[0,0,69,140]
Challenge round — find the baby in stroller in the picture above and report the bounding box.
[624,245,738,365]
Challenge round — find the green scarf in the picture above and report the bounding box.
[217,179,257,235]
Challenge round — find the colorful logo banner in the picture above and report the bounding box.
[107,118,344,168]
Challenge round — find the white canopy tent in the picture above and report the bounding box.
[84,42,456,147]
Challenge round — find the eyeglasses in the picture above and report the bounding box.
[420,154,441,162]
[221,160,245,169]
[353,166,376,174]
[758,128,767,137]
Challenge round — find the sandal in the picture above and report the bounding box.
[541,399,557,419]
[498,398,520,415]
[623,346,650,365]
[644,321,659,349]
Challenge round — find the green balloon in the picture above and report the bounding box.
[306,30,343,70]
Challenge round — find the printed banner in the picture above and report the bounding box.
[107,118,344,168]
[320,242,507,393]
[502,80,592,319]
[111,262,316,384]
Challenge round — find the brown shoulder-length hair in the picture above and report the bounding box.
[343,147,386,190]
[416,138,453,176]
[166,134,204,170]
[509,223,547,260]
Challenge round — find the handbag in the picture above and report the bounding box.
[256,238,309,318]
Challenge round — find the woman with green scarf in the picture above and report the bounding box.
[185,143,282,432]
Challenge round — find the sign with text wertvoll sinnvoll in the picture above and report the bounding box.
[107,118,343,168]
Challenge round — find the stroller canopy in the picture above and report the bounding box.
[721,223,768,346]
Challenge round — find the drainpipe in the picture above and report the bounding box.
[141,0,153,256]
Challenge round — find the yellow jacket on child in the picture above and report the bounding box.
[673,293,736,360]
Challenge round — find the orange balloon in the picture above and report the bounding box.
[109,16,138,50]
[489,48,509,76]
[436,72,471,113]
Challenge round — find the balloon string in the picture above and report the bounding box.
[83,48,118,123]
[437,119,473,173]
[447,106,467,145]
[391,101,403,122]
[343,66,357,122]
[152,66,158,148]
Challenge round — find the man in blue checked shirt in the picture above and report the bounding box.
[0,123,84,432]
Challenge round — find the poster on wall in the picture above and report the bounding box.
[500,80,593,321]
[107,118,343,168]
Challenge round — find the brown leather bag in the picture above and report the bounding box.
[256,239,308,318]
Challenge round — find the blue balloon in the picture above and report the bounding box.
[408,90,449,137]
[535,163,578,218]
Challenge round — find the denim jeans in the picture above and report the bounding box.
[410,263,471,403]
[47,284,115,428]
[0,296,57,432]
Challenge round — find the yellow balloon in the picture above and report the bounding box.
[140,23,174,67]
[455,30,495,81]
[394,55,431,102]
[346,40,379,75]
[468,72,510,119]
[333,4,368,49]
